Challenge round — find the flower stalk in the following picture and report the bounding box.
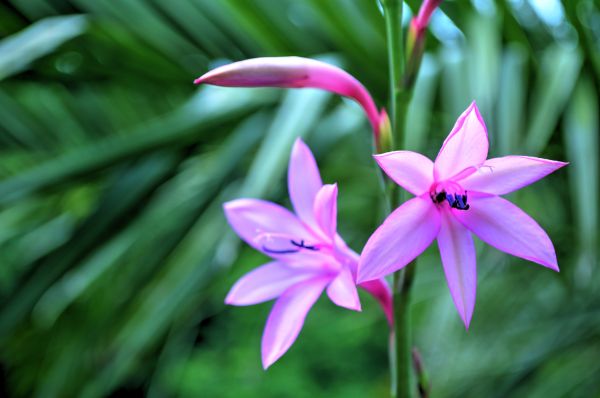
[383,0,404,147]
[382,1,413,397]
[412,348,430,398]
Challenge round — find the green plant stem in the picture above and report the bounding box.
[383,1,414,398]
[384,0,404,146]
[393,261,416,398]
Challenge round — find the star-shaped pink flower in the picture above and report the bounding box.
[358,102,567,328]
[225,138,392,368]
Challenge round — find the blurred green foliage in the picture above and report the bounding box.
[0,0,598,397]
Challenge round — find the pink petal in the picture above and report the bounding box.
[313,183,338,240]
[326,266,361,311]
[332,235,360,276]
[374,151,434,196]
[288,138,323,231]
[261,277,329,369]
[459,155,568,195]
[358,279,393,325]
[437,210,477,329]
[195,57,380,137]
[434,102,489,181]
[454,196,559,271]
[225,262,319,306]
[223,199,311,256]
[358,197,441,282]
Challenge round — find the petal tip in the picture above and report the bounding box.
[222,200,237,210]
[293,136,305,147]
[261,346,281,370]
[290,137,312,163]
[338,295,362,312]
[222,200,240,218]
[261,357,272,370]
[467,100,480,114]
[224,288,237,305]
[462,315,472,330]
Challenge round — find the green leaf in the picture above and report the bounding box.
[0,15,87,81]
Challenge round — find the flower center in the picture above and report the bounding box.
[430,181,470,211]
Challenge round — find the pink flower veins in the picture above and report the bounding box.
[358,102,567,328]
[225,139,392,369]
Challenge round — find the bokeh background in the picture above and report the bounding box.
[0,0,598,397]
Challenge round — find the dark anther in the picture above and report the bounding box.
[449,192,469,211]
[434,192,446,203]
[263,239,319,254]
[432,190,470,210]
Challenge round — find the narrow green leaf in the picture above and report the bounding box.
[0,15,87,81]
[563,76,598,285]
[404,55,439,152]
[497,43,527,154]
[525,45,582,155]
[0,87,276,204]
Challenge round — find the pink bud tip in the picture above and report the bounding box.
[413,0,443,33]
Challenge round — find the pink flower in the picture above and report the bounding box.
[225,138,392,368]
[358,102,567,328]
[195,57,388,147]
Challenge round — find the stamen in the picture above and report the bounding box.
[434,192,446,204]
[291,240,319,251]
[262,239,320,254]
[262,246,299,254]
[450,192,470,210]
[430,187,470,211]
[445,193,454,206]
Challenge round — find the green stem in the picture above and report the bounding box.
[393,262,416,398]
[383,1,414,398]
[383,0,404,146]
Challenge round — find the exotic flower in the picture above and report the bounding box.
[358,102,567,328]
[195,57,389,149]
[225,138,392,368]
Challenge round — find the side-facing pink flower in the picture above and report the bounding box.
[358,102,567,328]
[225,138,392,368]
[195,57,388,147]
